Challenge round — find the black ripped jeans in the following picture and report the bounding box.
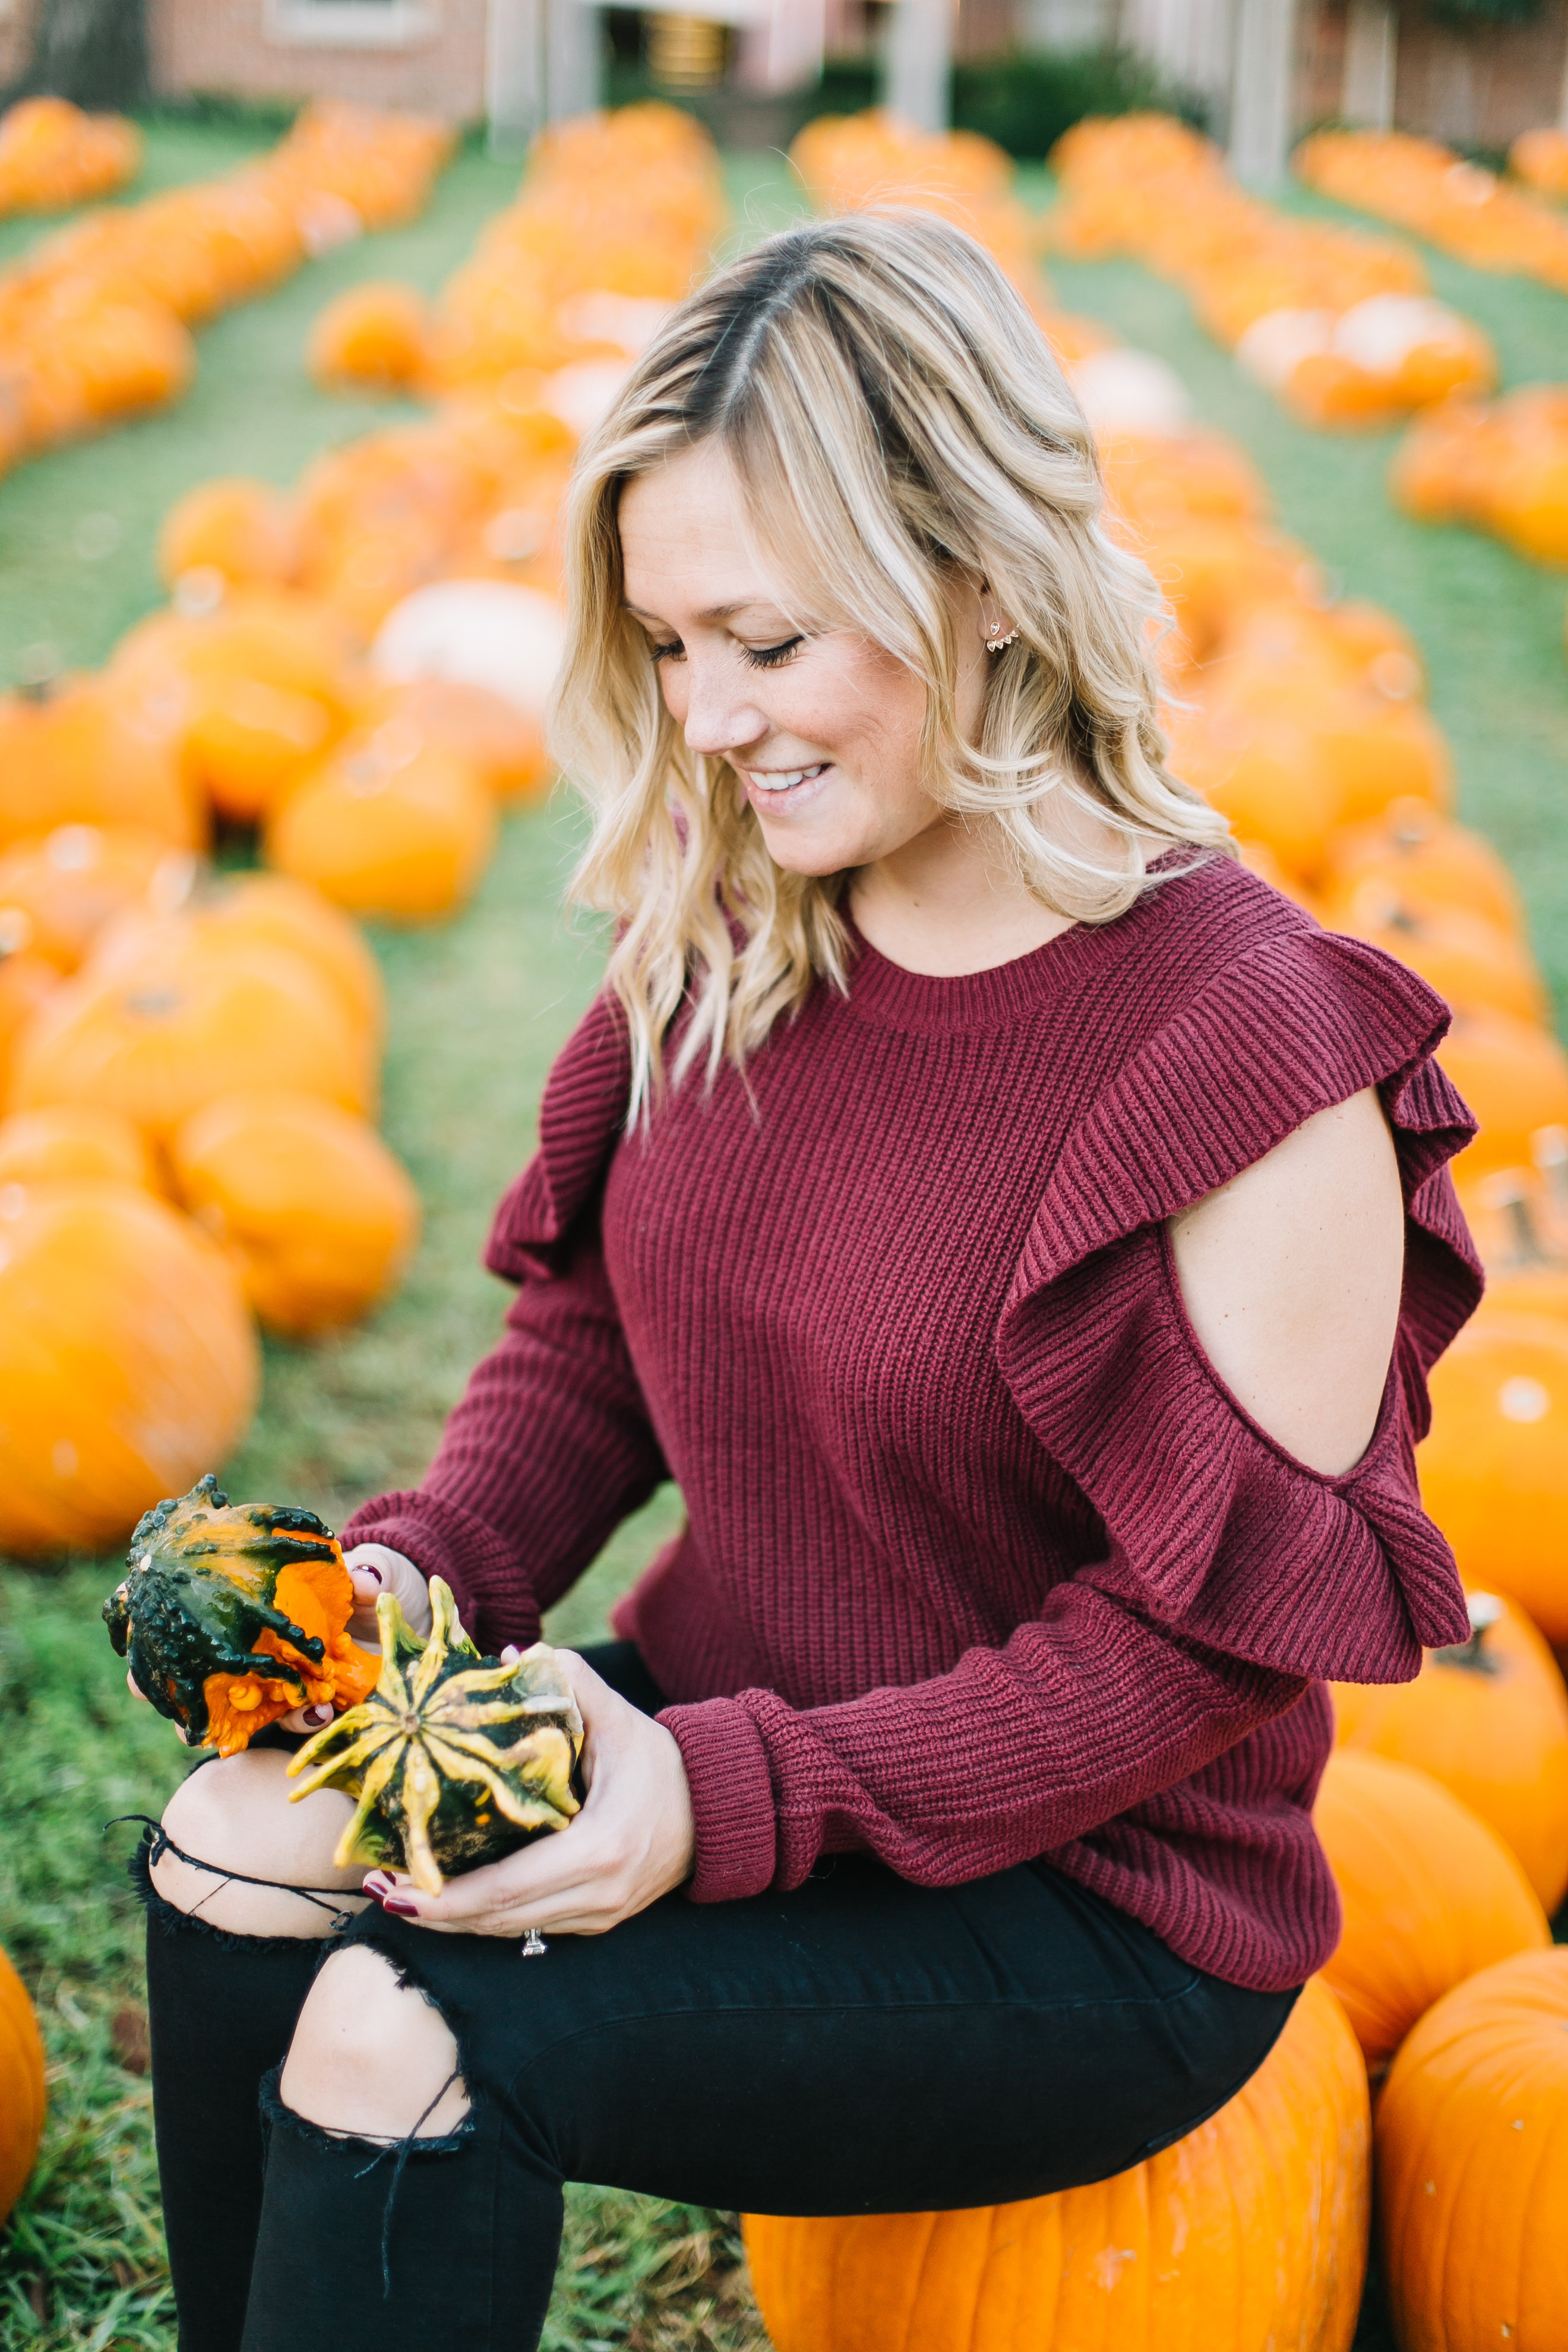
[141,1643,1298,2352]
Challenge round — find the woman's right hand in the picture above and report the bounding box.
[123,1542,433,1734]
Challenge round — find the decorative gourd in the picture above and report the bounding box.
[8,912,374,1142]
[0,824,191,971]
[308,280,431,393]
[1331,1592,1568,1914]
[157,477,302,592]
[1436,1011,1568,1182]
[288,1579,582,1893]
[104,1475,379,1756]
[1418,1308,1568,1645]
[745,1974,1369,2352]
[1312,1749,1549,2073]
[0,1103,155,1191]
[0,1182,258,1554]
[170,1089,420,1338]
[265,732,496,922]
[1376,1948,1568,2352]
[0,1939,45,2230]
[0,679,203,852]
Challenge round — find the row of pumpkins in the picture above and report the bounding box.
[0,104,737,1557]
[1047,112,1494,429]
[740,116,1568,2352]
[1297,127,1568,293]
[0,95,139,217]
[0,99,452,473]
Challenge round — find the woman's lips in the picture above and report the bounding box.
[743,760,832,808]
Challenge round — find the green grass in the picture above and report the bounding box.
[1,123,1566,2352]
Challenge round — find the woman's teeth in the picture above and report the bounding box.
[748,763,827,794]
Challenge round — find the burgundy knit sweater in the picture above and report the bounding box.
[346,852,1481,1991]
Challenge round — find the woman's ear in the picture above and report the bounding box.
[977,584,1019,655]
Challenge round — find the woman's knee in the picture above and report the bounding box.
[280,1945,470,2141]
[152,1747,369,1940]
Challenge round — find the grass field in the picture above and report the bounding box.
[1,121,1566,2350]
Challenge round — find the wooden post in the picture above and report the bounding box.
[1229,0,1298,188]
[545,0,600,121]
[1342,0,1396,129]
[486,0,544,153]
[885,0,952,132]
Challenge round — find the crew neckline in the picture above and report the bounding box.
[841,848,1212,1033]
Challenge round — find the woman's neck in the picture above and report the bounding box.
[848,814,1077,979]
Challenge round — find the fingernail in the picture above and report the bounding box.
[381,1896,419,1918]
[303,1703,333,1728]
[362,1566,384,1585]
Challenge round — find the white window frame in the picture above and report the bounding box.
[265,0,441,50]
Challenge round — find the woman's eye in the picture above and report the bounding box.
[742,637,804,671]
[649,639,684,665]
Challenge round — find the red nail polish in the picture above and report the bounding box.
[381,1895,418,1918]
[363,1566,384,1585]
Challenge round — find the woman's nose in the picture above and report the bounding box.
[678,656,768,761]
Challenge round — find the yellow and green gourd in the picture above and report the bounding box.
[287,1578,583,1893]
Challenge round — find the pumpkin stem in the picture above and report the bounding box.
[1431,1589,1503,1674]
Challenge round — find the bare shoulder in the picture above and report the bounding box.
[1168,1089,1405,1480]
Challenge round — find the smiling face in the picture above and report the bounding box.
[617,440,992,879]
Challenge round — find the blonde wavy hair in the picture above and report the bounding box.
[553,205,1229,1115]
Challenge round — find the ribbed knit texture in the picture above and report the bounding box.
[347,854,1481,1992]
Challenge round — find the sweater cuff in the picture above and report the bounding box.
[659,1697,777,1904]
[339,1490,540,1656]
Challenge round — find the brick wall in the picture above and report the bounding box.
[148,0,491,122]
[1292,1,1568,154]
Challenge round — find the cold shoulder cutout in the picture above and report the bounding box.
[996,924,1481,1684]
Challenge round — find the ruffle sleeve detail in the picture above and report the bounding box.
[486,991,631,1284]
[996,927,1481,1686]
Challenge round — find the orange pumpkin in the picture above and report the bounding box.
[157,476,301,591]
[1312,1749,1548,2072]
[1331,1592,1568,1914]
[0,1940,45,2228]
[0,823,192,971]
[1319,799,1522,937]
[745,1975,1368,2352]
[265,733,496,921]
[170,1090,420,1338]
[0,1103,155,1191]
[0,922,61,1097]
[8,915,374,1144]
[1329,891,1547,1026]
[0,1179,259,1554]
[1376,1948,1568,2352]
[0,679,204,851]
[1418,1308,1568,1645]
[350,676,553,803]
[194,871,385,1048]
[1436,1011,1568,1182]
[307,280,431,392]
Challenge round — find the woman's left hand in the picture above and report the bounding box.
[362,1649,697,1939]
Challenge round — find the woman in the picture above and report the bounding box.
[138,210,1480,2352]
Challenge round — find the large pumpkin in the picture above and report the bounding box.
[745,1975,1368,2352]
[1435,1012,1568,1183]
[170,1089,420,1338]
[8,916,374,1144]
[0,679,203,851]
[1312,1750,1548,2073]
[1376,1948,1568,2352]
[1319,799,1522,937]
[265,732,496,921]
[0,823,191,971]
[0,1103,155,1191]
[156,476,301,592]
[194,871,385,1047]
[0,1940,45,2228]
[1330,1592,1568,1913]
[0,1179,259,1554]
[1418,1309,1568,1644]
